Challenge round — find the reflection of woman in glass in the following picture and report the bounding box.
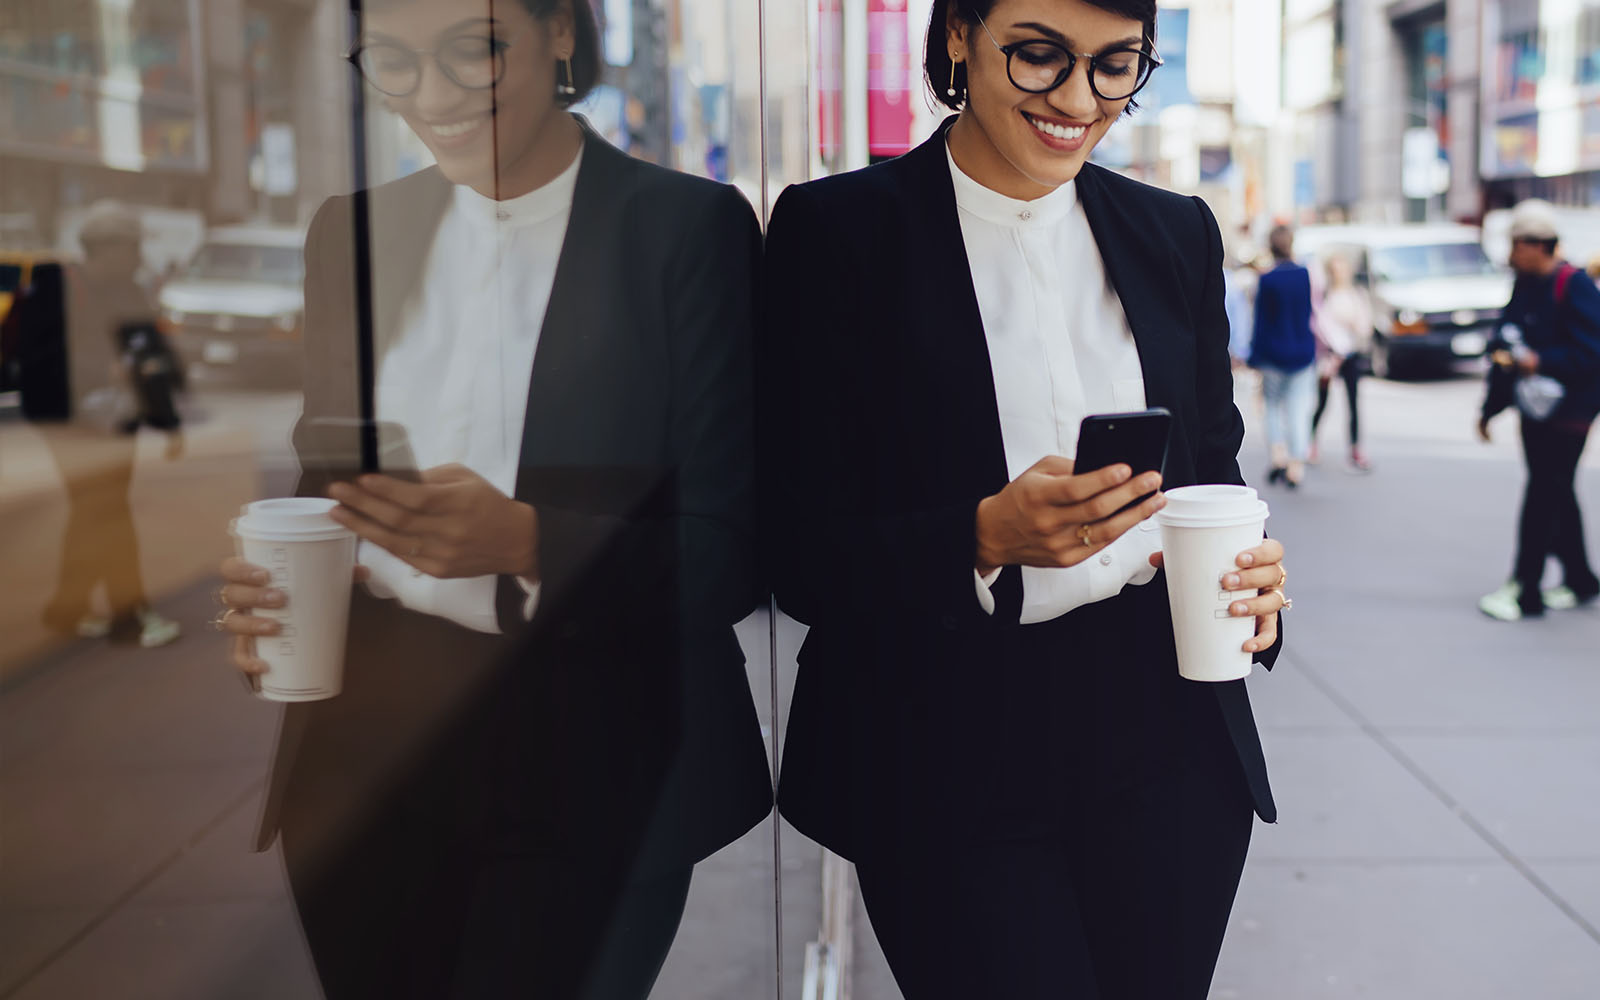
[764,1,1289,995]
[215,1,772,995]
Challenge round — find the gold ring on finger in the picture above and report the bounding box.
[1078,524,1093,547]
[210,608,240,632]
[216,584,230,608]
[1276,566,1288,589]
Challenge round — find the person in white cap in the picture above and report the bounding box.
[29,200,183,647]
[1477,199,1600,620]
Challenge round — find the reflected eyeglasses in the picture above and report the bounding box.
[972,12,1161,102]
[346,32,520,98]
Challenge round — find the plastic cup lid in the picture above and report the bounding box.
[231,498,351,540]
[1156,485,1269,527]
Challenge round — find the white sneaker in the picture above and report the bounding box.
[1478,582,1523,622]
[136,608,181,648]
[1544,585,1579,610]
[75,615,113,639]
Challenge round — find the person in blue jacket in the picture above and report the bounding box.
[1478,200,1600,620]
[1249,225,1317,488]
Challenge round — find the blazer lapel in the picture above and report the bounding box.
[1076,163,1187,420]
[894,119,1011,495]
[511,120,631,499]
[367,168,453,358]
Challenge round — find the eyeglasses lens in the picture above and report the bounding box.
[437,36,502,89]
[357,45,419,96]
[1006,44,1152,100]
[355,37,504,96]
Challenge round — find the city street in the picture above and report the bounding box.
[2,371,1598,998]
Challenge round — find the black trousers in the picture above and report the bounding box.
[1311,354,1363,448]
[1514,418,1599,613]
[853,732,1255,999]
[276,596,691,999]
[283,820,691,1000]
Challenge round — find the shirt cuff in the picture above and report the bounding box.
[515,575,541,620]
[974,566,1002,615]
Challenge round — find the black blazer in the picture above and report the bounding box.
[254,122,774,874]
[762,120,1278,862]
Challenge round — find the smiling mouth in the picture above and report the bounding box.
[426,114,490,139]
[1023,112,1089,142]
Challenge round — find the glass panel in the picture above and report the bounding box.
[2,1,777,996]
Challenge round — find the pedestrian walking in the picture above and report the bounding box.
[1250,224,1318,488]
[213,1,771,996]
[763,1,1290,996]
[1477,199,1600,621]
[1310,251,1374,472]
[17,201,182,647]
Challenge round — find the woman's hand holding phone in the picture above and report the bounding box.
[975,456,1167,576]
[327,464,539,582]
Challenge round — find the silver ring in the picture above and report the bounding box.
[210,608,240,632]
[1280,596,1294,612]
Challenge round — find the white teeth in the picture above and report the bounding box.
[1027,115,1086,141]
[430,118,483,138]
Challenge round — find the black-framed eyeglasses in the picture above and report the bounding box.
[346,31,519,98]
[974,12,1161,102]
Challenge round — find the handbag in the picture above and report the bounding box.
[1514,373,1565,422]
[118,322,185,430]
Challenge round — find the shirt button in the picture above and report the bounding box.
[1099,553,1113,566]
[1019,209,1033,221]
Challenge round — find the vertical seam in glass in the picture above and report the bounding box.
[755,0,783,990]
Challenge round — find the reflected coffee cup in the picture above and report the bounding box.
[1154,485,1271,682]
[229,498,356,702]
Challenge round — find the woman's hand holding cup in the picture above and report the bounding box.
[975,456,1167,576]
[1148,536,1287,654]
[218,556,369,683]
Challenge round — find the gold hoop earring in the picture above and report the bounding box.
[947,58,960,98]
[558,57,577,97]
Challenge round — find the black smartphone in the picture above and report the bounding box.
[296,417,420,488]
[1074,408,1173,512]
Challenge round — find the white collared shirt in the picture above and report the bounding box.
[362,149,583,633]
[947,144,1161,625]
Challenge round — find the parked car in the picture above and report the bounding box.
[1294,224,1513,379]
[0,249,66,394]
[156,226,305,385]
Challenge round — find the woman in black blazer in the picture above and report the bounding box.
[215,1,771,996]
[763,0,1289,996]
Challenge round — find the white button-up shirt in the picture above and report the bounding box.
[362,150,583,633]
[948,144,1161,624]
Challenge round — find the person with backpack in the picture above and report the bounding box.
[1478,199,1600,621]
[21,202,186,647]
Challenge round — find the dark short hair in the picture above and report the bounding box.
[521,0,602,107]
[1268,224,1294,260]
[354,0,601,106]
[925,0,1159,113]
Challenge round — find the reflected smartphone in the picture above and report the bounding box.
[297,417,420,487]
[1074,408,1173,513]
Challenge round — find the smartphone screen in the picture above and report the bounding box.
[296,417,420,490]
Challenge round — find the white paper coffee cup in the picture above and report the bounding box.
[229,498,356,702]
[1155,485,1270,682]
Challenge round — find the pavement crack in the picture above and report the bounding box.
[0,779,267,999]
[1282,647,1600,948]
